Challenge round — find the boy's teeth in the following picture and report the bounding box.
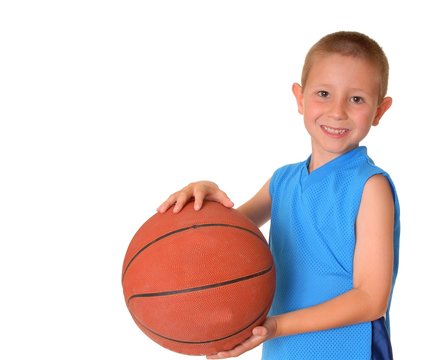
[323,126,347,135]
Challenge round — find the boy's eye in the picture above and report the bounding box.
[351,96,364,104]
[317,90,329,97]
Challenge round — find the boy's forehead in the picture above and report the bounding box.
[306,54,381,94]
[308,54,380,80]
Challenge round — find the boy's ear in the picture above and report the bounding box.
[372,96,393,126]
[292,83,304,115]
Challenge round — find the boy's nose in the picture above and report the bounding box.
[328,100,347,121]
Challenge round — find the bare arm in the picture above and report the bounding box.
[237,179,272,227]
[275,174,394,335]
[207,174,395,359]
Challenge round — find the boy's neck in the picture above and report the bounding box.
[308,145,360,173]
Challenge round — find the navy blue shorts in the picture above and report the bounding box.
[372,317,393,360]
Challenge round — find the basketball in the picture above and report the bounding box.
[122,201,275,355]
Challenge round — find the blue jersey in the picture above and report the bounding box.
[262,146,400,360]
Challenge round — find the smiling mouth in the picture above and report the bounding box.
[321,125,349,136]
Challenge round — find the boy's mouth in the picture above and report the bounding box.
[321,125,349,136]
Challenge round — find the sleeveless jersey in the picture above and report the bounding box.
[262,146,400,360]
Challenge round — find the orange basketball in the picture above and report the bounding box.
[122,201,275,355]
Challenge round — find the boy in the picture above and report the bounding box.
[157,31,400,360]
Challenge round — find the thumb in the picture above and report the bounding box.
[222,197,234,208]
[252,326,268,337]
[211,191,234,208]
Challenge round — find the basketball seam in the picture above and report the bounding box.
[127,265,273,300]
[122,223,267,281]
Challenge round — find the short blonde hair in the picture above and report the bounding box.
[301,31,389,102]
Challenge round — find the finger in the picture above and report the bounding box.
[222,196,234,208]
[156,195,177,213]
[192,187,208,211]
[206,351,228,359]
[208,191,234,208]
[229,335,263,356]
[193,196,204,211]
[172,192,191,213]
[206,343,248,359]
[252,325,268,337]
[206,334,264,359]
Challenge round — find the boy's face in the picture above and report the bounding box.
[293,54,392,163]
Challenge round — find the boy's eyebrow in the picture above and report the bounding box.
[349,87,371,93]
[347,88,375,96]
[309,83,372,94]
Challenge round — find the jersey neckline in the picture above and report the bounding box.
[300,146,368,191]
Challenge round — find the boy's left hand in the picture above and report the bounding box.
[206,318,277,359]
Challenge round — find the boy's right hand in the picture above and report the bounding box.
[157,181,234,214]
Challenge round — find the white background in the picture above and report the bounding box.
[1,1,420,359]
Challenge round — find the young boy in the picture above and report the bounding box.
[157,31,400,360]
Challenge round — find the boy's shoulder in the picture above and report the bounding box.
[357,152,388,175]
